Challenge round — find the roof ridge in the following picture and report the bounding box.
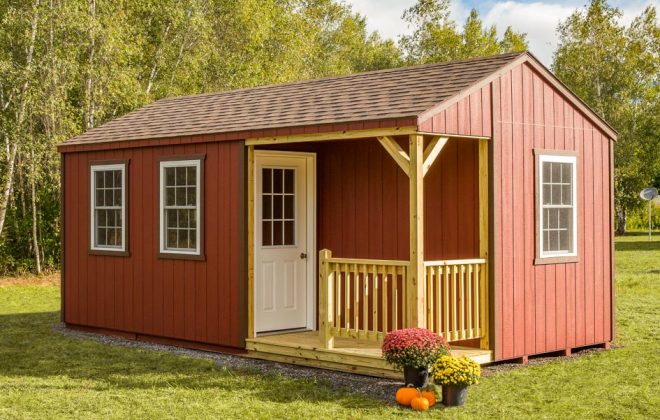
[155,51,526,104]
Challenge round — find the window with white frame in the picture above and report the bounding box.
[537,153,577,259]
[159,158,202,256]
[90,163,126,252]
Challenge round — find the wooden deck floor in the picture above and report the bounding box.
[245,330,492,379]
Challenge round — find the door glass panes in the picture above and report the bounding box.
[93,168,123,248]
[262,168,295,246]
[541,161,574,254]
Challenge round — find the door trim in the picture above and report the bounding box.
[252,150,316,334]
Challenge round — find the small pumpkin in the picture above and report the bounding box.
[411,396,430,411]
[420,389,436,407]
[395,386,420,406]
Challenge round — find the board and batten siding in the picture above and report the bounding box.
[63,140,246,349]
[490,63,613,360]
[318,138,480,261]
[261,138,480,262]
[417,84,492,137]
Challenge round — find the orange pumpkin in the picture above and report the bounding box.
[421,389,436,407]
[411,397,430,411]
[395,386,420,406]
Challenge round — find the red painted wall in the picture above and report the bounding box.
[490,63,613,360]
[63,141,246,349]
[264,138,481,261]
[418,85,492,138]
[318,140,479,260]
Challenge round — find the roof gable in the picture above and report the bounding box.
[63,53,523,146]
[417,52,617,140]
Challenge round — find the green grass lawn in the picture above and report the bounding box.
[1,233,658,419]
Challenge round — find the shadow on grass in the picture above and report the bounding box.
[614,240,659,252]
[0,311,384,408]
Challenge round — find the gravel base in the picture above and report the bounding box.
[482,345,611,376]
[53,323,401,401]
[53,323,610,401]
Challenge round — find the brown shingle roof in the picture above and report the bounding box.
[64,52,525,145]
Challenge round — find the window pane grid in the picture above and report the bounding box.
[162,163,199,252]
[261,168,295,247]
[540,159,575,255]
[92,168,124,249]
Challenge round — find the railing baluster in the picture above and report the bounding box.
[467,264,473,338]
[443,265,450,340]
[335,264,341,330]
[480,261,488,347]
[382,266,389,333]
[362,265,368,335]
[451,265,457,341]
[353,263,359,334]
[392,267,399,330]
[458,264,466,340]
[474,264,480,337]
[372,264,378,337]
[434,266,441,337]
[426,266,433,332]
[344,263,350,332]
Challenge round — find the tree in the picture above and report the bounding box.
[0,0,404,274]
[553,0,660,234]
[400,0,528,64]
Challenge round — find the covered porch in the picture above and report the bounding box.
[245,127,491,376]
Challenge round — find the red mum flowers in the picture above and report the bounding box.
[382,328,450,369]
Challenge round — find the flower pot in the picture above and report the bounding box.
[442,385,468,407]
[403,366,429,388]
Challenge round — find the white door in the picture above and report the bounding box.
[254,152,315,333]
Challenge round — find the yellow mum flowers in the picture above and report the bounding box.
[431,355,481,386]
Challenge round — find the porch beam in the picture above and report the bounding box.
[407,133,426,328]
[416,131,489,141]
[245,126,417,145]
[377,136,410,176]
[422,136,449,177]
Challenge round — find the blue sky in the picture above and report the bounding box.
[345,0,657,65]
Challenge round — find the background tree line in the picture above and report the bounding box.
[0,0,656,275]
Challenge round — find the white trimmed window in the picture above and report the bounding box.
[159,159,202,256]
[538,154,578,259]
[90,163,126,252]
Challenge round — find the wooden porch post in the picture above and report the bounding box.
[407,134,426,328]
[247,144,255,339]
[319,249,334,349]
[478,139,490,349]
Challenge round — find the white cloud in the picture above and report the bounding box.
[481,1,576,64]
[345,0,416,40]
[345,0,659,66]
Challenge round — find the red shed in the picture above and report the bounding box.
[58,52,616,376]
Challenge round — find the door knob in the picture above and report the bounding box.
[300,252,307,259]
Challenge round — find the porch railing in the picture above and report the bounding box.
[424,259,487,342]
[319,250,408,348]
[318,250,488,349]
